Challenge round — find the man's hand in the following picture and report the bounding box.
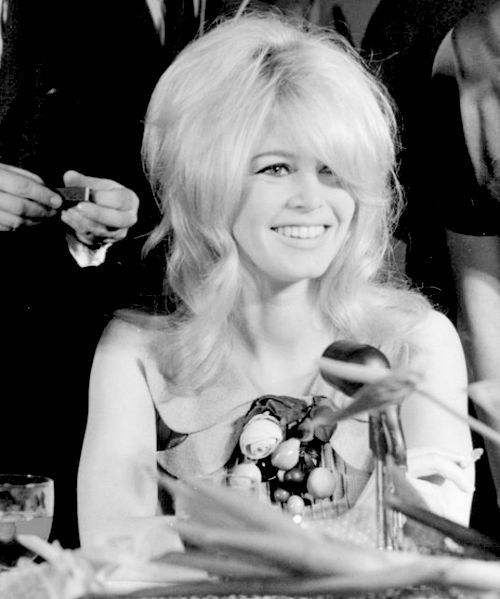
[0,163,62,231]
[60,171,139,249]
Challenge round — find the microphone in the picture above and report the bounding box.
[319,340,407,467]
[320,340,391,396]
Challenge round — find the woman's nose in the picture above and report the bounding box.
[287,173,323,211]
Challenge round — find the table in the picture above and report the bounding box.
[82,588,499,599]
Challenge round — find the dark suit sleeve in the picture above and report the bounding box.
[432,5,500,236]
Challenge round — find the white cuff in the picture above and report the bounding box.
[66,233,111,268]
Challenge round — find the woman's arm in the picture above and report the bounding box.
[77,319,160,547]
[401,309,474,525]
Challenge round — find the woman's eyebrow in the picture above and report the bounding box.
[252,150,295,160]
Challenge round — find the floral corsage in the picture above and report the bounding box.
[229,395,342,516]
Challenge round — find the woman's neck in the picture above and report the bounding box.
[239,279,320,340]
[233,281,334,395]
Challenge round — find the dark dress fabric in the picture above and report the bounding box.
[430,35,498,237]
[433,2,500,236]
[0,0,226,547]
[362,0,500,539]
[361,0,490,317]
[430,2,500,539]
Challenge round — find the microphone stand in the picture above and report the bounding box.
[369,414,388,549]
[370,404,407,550]
[319,341,408,551]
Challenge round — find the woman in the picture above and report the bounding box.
[77,12,474,546]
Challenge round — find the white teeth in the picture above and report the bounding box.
[273,225,326,239]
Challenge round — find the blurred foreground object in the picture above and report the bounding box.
[153,477,500,595]
[5,480,500,597]
[0,538,102,599]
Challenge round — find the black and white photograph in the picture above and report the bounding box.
[1,1,500,597]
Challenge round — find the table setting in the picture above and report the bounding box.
[2,345,500,599]
[2,474,500,599]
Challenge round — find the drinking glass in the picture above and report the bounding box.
[0,474,54,569]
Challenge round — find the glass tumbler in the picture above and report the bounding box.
[0,474,54,569]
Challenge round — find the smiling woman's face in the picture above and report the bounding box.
[233,123,356,287]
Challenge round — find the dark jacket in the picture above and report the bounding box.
[0,0,209,547]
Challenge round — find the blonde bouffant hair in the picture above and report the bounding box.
[141,12,429,393]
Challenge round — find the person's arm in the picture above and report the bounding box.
[447,232,500,381]
[77,319,160,547]
[0,163,139,267]
[401,309,474,525]
[0,163,62,230]
[446,231,500,500]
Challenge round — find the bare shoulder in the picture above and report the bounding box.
[89,317,163,410]
[96,317,156,361]
[405,308,467,387]
[408,308,461,349]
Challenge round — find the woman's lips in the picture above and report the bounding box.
[271,225,329,239]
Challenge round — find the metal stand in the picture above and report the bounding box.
[369,408,407,551]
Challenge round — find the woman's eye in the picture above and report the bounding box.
[319,164,334,176]
[319,165,341,184]
[256,163,291,177]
